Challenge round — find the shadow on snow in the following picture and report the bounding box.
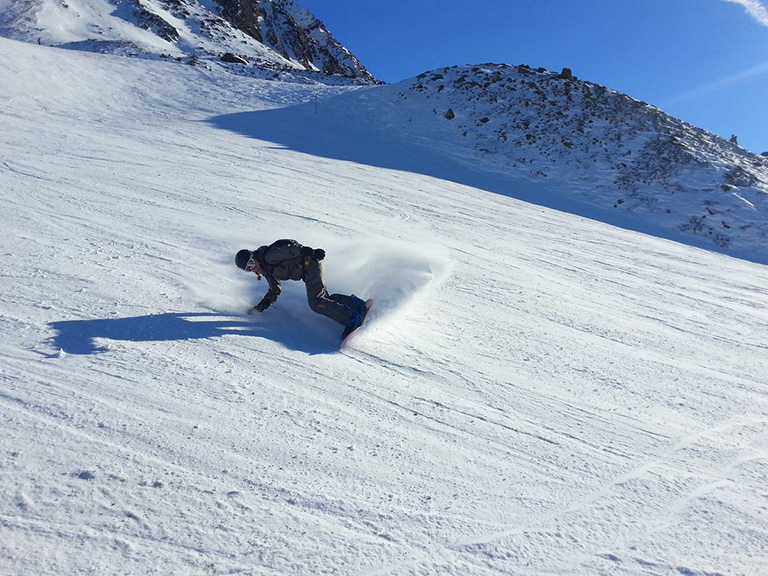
[48,312,339,356]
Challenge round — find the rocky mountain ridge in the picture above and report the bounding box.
[312,63,768,258]
[0,0,376,84]
[415,64,768,253]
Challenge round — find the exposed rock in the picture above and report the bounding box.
[133,2,179,42]
[221,52,249,64]
[217,0,264,42]
[214,0,376,81]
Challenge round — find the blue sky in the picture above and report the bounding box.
[300,0,768,154]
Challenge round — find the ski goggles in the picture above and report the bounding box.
[245,256,257,272]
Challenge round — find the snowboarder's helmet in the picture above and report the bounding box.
[235,249,252,270]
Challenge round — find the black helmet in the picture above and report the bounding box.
[235,249,252,270]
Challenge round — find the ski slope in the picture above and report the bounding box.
[2,38,768,575]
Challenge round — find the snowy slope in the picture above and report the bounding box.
[2,37,768,576]
[233,64,766,263]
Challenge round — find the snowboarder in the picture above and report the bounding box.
[235,239,367,338]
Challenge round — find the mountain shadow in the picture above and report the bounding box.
[209,104,525,204]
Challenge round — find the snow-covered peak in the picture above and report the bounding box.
[0,0,377,84]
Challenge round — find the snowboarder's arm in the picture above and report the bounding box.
[251,275,281,313]
[300,246,325,260]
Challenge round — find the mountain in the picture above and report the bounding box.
[2,3,767,261]
[0,0,377,83]
[213,62,768,264]
[378,64,768,260]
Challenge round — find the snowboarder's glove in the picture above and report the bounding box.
[249,299,271,314]
[300,246,325,261]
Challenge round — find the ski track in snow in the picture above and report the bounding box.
[2,38,768,575]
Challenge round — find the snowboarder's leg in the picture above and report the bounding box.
[303,259,358,325]
[329,293,368,316]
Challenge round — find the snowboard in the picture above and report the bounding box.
[340,299,373,349]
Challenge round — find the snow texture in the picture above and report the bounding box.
[2,36,768,576]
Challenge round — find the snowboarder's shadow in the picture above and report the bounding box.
[48,312,338,355]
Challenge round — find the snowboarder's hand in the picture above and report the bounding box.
[300,246,325,261]
[249,299,271,314]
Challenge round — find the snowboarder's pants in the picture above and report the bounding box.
[303,259,356,325]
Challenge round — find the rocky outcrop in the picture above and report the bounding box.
[133,3,180,43]
[215,0,375,81]
[366,63,768,253]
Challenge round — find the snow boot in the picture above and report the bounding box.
[340,309,363,340]
[349,294,368,316]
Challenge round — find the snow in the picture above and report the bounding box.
[2,36,768,575]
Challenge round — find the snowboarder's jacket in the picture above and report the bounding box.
[253,239,306,308]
